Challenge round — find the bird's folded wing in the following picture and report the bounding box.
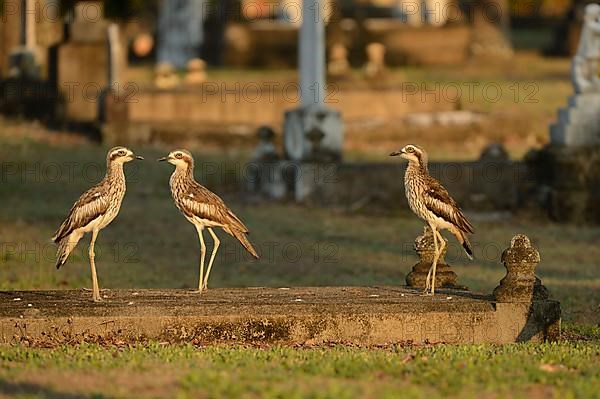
[423,179,474,234]
[181,187,249,232]
[53,184,110,242]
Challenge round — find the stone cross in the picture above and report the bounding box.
[107,23,124,87]
[185,58,208,86]
[283,0,344,162]
[405,226,461,289]
[493,234,549,302]
[299,0,325,106]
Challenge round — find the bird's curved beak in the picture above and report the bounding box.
[157,156,168,162]
[389,150,403,157]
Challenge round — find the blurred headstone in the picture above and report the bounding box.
[57,1,112,121]
[184,58,207,86]
[70,1,109,43]
[283,0,344,162]
[158,0,208,68]
[35,0,63,75]
[470,0,513,59]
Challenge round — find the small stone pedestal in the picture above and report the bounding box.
[406,226,463,289]
[550,94,600,146]
[494,234,549,302]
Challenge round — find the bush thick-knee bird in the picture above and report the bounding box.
[159,149,259,292]
[390,144,474,295]
[52,146,143,302]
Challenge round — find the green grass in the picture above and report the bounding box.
[0,341,599,398]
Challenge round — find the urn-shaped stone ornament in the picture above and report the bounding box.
[493,234,549,302]
[406,226,461,289]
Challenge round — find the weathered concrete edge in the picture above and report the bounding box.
[1,301,560,346]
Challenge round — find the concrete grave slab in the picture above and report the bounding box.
[0,286,560,346]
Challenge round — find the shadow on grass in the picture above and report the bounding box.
[0,379,108,399]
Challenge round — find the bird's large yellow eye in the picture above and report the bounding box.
[118,150,126,156]
[406,146,414,153]
[175,153,183,159]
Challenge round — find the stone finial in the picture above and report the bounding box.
[406,226,460,289]
[154,62,180,89]
[493,234,549,302]
[185,58,207,86]
[479,142,509,162]
[364,43,386,80]
[251,126,279,162]
[365,43,386,79]
[328,43,350,79]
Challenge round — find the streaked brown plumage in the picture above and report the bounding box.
[391,144,474,295]
[159,149,259,292]
[52,146,143,302]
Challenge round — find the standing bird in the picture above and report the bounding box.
[159,150,259,292]
[390,144,474,295]
[52,147,144,302]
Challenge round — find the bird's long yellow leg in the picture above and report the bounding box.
[89,229,101,302]
[195,225,206,293]
[432,230,446,296]
[203,228,220,290]
[424,225,438,296]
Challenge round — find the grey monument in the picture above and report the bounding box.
[157,0,208,68]
[551,3,600,146]
[283,0,344,162]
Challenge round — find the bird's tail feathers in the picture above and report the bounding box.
[461,233,474,260]
[452,228,473,260]
[55,231,83,269]
[231,229,259,259]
